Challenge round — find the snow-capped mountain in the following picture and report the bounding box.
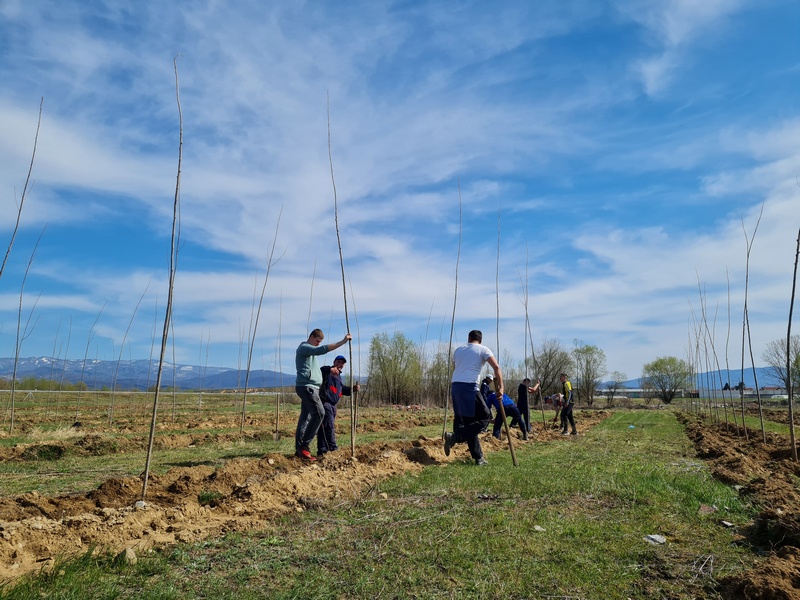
[0,357,293,391]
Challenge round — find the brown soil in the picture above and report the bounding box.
[0,411,606,583]
[3,409,799,599]
[678,413,800,599]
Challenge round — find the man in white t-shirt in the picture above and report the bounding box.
[444,329,504,465]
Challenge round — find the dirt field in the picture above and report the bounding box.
[1,408,799,598]
[678,413,800,599]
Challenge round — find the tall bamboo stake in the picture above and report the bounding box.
[741,208,765,442]
[142,56,183,501]
[786,227,799,461]
[442,181,462,437]
[240,210,283,433]
[9,232,44,434]
[1,98,41,283]
[725,269,740,435]
[110,282,150,426]
[495,207,517,465]
[326,93,355,456]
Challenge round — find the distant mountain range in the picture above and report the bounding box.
[0,357,294,391]
[620,366,779,390]
[0,357,781,392]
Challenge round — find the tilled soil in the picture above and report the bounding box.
[2,410,799,599]
[679,413,800,599]
[0,412,605,583]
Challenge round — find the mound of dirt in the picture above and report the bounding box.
[679,414,800,599]
[0,411,608,584]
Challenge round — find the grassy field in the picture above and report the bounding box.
[0,409,758,599]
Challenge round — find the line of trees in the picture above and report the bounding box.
[362,332,611,407]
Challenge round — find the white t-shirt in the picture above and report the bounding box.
[451,342,494,384]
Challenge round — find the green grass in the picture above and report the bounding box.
[0,410,757,599]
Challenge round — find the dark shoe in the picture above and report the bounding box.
[296,449,316,461]
[443,432,454,456]
[570,430,578,435]
[561,430,569,436]
[317,451,327,458]
[522,432,529,441]
[476,457,488,466]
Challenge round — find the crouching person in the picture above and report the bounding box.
[486,391,529,441]
[317,355,359,457]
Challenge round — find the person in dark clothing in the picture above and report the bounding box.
[516,378,540,434]
[486,391,528,441]
[317,355,359,456]
[560,372,577,435]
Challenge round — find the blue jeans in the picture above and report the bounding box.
[295,385,324,453]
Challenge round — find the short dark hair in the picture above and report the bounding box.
[467,330,482,343]
[522,378,530,384]
[310,328,324,340]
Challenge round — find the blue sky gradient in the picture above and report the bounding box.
[0,0,798,380]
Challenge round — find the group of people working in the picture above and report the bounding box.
[445,329,578,465]
[291,326,577,465]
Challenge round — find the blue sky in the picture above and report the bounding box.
[0,0,798,381]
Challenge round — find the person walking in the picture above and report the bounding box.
[444,330,503,466]
[559,372,577,435]
[316,355,359,457]
[294,328,351,461]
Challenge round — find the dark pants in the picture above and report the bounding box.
[560,402,576,432]
[451,383,491,461]
[317,402,338,453]
[517,399,531,433]
[453,415,490,460]
[295,385,325,453]
[493,403,524,438]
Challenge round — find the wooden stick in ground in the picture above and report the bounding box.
[142,56,182,501]
[1,98,41,283]
[495,206,517,466]
[442,181,462,438]
[786,226,799,461]
[326,92,355,456]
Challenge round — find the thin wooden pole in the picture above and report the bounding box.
[326,92,355,456]
[142,56,183,501]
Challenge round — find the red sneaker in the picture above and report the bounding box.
[296,449,316,461]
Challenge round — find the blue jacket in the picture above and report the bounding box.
[486,392,516,412]
[320,366,352,405]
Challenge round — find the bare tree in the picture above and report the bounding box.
[533,338,573,396]
[762,336,800,392]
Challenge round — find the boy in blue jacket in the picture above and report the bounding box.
[486,391,529,441]
[316,355,359,456]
